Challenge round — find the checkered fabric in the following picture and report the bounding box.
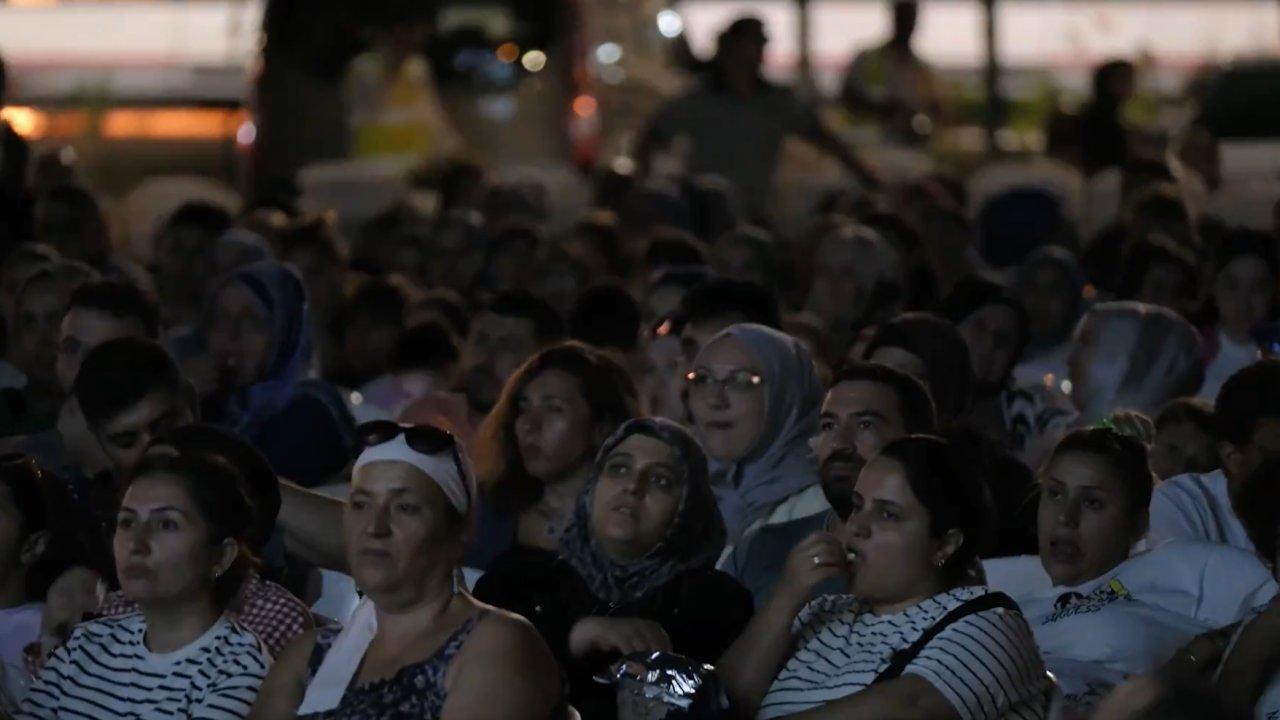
[98,571,314,657]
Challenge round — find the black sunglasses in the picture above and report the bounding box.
[356,421,470,504]
[358,421,458,454]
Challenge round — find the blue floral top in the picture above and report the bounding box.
[298,614,482,720]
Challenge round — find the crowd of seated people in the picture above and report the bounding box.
[2,12,1280,720]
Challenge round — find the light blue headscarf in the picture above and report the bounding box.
[700,323,824,541]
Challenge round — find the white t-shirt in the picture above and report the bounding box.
[758,586,1048,720]
[1199,329,1260,401]
[984,541,1277,713]
[18,613,269,720]
[0,603,41,709]
[1147,469,1256,554]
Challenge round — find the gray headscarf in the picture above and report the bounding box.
[1069,301,1205,423]
[560,418,726,603]
[700,323,824,541]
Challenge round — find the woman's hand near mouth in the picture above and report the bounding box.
[770,532,850,617]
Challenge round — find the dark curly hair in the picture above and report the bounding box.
[474,342,639,514]
[876,435,994,588]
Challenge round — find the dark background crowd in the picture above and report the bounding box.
[0,2,1279,719]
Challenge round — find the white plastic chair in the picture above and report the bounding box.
[1205,180,1280,230]
[968,158,1084,224]
[121,175,242,264]
[296,155,416,235]
[311,569,361,624]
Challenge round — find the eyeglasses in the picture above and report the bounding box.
[355,421,470,504]
[685,368,764,395]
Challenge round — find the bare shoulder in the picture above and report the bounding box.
[466,602,550,656]
[444,600,561,719]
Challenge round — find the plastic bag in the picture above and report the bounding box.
[600,651,730,720]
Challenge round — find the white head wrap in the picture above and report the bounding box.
[297,433,475,714]
[351,433,475,516]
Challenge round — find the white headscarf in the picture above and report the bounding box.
[1070,302,1204,422]
[700,324,824,542]
[297,435,474,714]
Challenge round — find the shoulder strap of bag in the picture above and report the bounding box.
[873,591,1021,685]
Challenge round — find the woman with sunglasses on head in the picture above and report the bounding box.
[720,435,1049,720]
[250,421,563,720]
[474,418,752,720]
[468,341,639,570]
[268,342,639,579]
[981,428,1276,717]
[686,323,825,550]
[17,449,270,719]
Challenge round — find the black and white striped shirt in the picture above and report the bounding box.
[759,586,1048,720]
[18,613,269,720]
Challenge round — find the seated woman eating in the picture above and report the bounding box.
[982,428,1276,716]
[250,421,562,720]
[18,450,270,719]
[474,418,753,720]
[720,435,1049,720]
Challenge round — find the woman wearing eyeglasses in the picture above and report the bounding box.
[250,422,563,720]
[473,418,753,720]
[686,323,825,548]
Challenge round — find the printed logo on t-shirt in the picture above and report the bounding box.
[1064,681,1116,713]
[1042,579,1133,624]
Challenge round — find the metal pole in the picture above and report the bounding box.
[984,0,1001,152]
[797,0,815,95]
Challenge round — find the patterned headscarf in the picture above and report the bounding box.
[560,418,726,603]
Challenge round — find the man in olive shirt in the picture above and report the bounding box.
[638,17,881,219]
